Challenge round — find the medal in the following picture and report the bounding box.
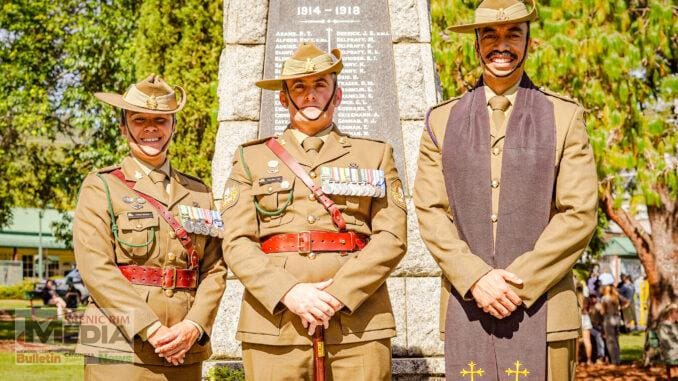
[267,160,279,174]
[179,205,194,233]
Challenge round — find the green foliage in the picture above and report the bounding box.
[206,365,245,381]
[133,0,223,184]
[0,1,140,228]
[431,0,677,252]
[0,280,34,300]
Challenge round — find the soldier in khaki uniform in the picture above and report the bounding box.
[221,42,407,380]
[414,1,597,380]
[73,75,227,380]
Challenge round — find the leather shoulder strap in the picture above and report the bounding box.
[109,169,199,269]
[265,138,346,231]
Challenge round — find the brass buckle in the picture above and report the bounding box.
[162,266,177,290]
[297,231,312,254]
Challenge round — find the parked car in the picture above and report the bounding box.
[34,268,89,305]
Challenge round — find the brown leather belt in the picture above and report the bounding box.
[261,231,368,254]
[118,265,198,290]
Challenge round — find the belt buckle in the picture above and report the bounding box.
[297,231,312,254]
[162,266,177,290]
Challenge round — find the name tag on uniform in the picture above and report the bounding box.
[258,176,283,186]
[127,211,154,220]
[319,166,385,198]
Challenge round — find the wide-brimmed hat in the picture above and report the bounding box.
[94,74,186,114]
[449,0,538,34]
[256,42,343,91]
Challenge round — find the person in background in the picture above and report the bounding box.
[587,264,600,297]
[588,293,606,363]
[618,274,637,331]
[577,283,593,365]
[41,279,67,319]
[599,275,622,365]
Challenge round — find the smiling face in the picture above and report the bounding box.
[476,22,530,90]
[120,111,174,166]
[279,73,342,136]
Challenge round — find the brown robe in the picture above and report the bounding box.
[442,75,555,380]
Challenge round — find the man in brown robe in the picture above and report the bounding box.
[414,1,598,380]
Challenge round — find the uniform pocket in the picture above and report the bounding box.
[252,180,295,226]
[237,256,287,336]
[339,285,395,335]
[330,195,368,226]
[115,213,159,258]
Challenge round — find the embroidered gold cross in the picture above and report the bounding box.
[460,361,484,380]
[505,360,530,381]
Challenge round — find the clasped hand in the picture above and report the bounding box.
[470,269,523,320]
[281,279,343,335]
[148,320,200,366]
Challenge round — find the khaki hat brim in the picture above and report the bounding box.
[94,87,187,114]
[256,52,343,91]
[448,9,538,34]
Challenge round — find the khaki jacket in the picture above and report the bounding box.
[73,156,227,364]
[414,89,598,342]
[222,126,407,346]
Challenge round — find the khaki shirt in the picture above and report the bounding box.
[73,156,227,365]
[414,87,598,342]
[221,126,407,346]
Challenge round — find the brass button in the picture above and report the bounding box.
[135,223,142,229]
[167,252,176,261]
[491,214,498,223]
[307,215,316,224]
[491,179,500,188]
[164,289,174,297]
[492,147,501,156]
[309,171,316,179]
[308,252,317,260]
[308,193,316,201]
[169,231,176,239]
[338,137,346,144]
[267,186,273,192]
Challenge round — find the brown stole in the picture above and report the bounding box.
[441,75,555,380]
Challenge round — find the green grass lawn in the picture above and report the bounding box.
[620,330,645,363]
[0,352,83,381]
[0,299,35,309]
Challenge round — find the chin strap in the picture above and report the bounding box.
[476,25,530,79]
[282,79,338,122]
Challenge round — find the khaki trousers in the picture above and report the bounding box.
[242,339,391,381]
[547,339,576,381]
[84,356,202,381]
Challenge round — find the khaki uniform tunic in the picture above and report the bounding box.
[221,126,407,379]
[73,156,227,378]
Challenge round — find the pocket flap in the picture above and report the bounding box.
[251,178,295,195]
[117,212,160,231]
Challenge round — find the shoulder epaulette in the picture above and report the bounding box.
[428,95,462,114]
[241,136,274,148]
[94,164,120,174]
[538,87,581,106]
[345,134,385,144]
[177,171,206,185]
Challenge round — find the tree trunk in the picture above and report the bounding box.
[600,183,677,362]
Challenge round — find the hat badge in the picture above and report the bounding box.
[304,58,315,73]
[496,8,508,21]
[146,95,158,110]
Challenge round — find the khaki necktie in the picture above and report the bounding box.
[149,169,169,198]
[302,136,324,157]
[489,95,511,129]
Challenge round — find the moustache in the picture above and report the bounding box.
[487,50,518,60]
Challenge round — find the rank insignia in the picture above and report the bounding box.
[222,183,240,210]
[134,171,143,180]
[390,179,406,210]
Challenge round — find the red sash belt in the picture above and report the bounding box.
[118,265,198,290]
[261,231,368,254]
